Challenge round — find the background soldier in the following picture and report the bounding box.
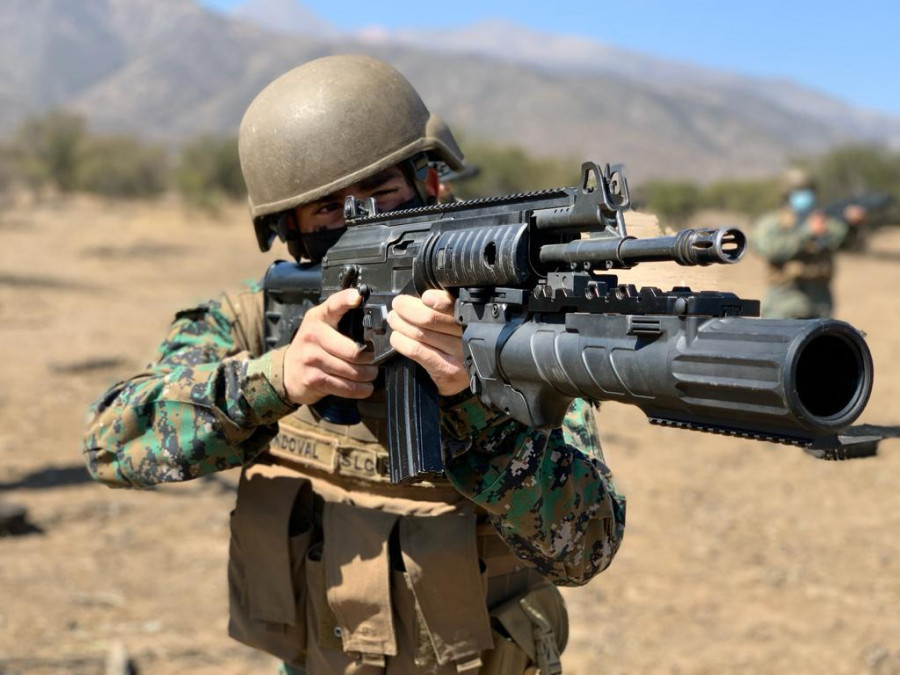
[752,168,879,457]
[82,55,626,673]
[752,168,864,319]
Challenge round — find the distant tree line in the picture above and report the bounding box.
[0,109,245,209]
[439,139,900,232]
[3,110,899,227]
[450,140,581,198]
[636,145,900,229]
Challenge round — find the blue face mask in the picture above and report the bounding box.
[788,189,816,214]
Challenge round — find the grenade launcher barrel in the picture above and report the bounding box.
[461,305,873,446]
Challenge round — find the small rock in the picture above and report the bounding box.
[0,501,38,536]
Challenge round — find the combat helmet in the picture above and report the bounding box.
[239,54,465,252]
[780,167,817,197]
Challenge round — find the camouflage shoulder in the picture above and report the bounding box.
[171,280,262,331]
[825,214,850,238]
[561,399,604,462]
[156,281,263,363]
[221,280,267,356]
[752,210,783,234]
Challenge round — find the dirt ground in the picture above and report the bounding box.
[0,195,897,674]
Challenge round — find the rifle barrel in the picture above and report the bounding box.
[539,227,746,267]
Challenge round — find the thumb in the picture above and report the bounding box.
[421,289,455,313]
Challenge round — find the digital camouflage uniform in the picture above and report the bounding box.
[752,209,848,319]
[83,281,626,673]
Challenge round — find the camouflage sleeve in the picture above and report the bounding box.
[82,287,296,488]
[440,397,626,586]
[822,216,850,250]
[752,213,807,263]
[753,211,849,262]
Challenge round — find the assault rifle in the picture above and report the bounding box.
[822,192,896,252]
[263,162,874,483]
[823,192,895,222]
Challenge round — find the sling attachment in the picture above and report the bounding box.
[455,655,483,673]
[358,652,386,668]
[521,599,563,675]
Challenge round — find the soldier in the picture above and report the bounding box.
[752,168,861,319]
[752,169,880,458]
[82,55,625,674]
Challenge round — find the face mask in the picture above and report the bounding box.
[392,193,426,212]
[295,193,427,262]
[298,226,347,263]
[788,189,816,214]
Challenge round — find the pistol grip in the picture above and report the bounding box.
[308,291,369,425]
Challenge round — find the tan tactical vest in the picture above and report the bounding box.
[221,289,568,673]
[765,212,836,285]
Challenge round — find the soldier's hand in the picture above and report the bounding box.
[807,212,828,237]
[283,288,378,406]
[844,204,867,225]
[388,290,470,397]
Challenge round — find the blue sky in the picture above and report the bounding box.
[200,0,900,115]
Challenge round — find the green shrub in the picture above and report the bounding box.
[454,140,579,198]
[703,178,781,216]
[0,142,15,194]
[810,144,900,204]
[174,135,245,210]
[641,180,703,229]
[75,135,168,198]
[15,109,86,191]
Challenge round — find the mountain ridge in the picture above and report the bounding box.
[1,0,897,183]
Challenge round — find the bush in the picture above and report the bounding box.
[810,144,900,203]
[15,109,86,191]
[453,141,579,198]
[174,135,245,210]
[75,135,168,198]
[703,178,781,216]
[641,180,703,229]
[0,142,15,194]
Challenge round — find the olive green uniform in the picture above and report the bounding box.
[752,209,848,319]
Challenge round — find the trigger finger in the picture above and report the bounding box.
[321,288,363,326]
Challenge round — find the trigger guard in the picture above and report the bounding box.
[359,295,397,365]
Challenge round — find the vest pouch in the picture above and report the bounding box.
[481,585,569,675]
[228,464,314,665]
[481,635,534,675]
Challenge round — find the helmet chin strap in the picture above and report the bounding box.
[402,153,436,206]
[272,211,308,261]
